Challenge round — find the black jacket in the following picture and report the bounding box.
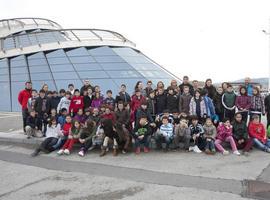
[26,115,42,129]
[166,94,178,112]
[34,97,50,115]
[179,83,194,96]
[115,92,131,103]
[155,93,167,114]
[132,123,151,139]
[135,108,154,126]
[83,95,93,110]
[49,96,61,110]
[265,94,270,113]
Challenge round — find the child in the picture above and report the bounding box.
[101,106,116,123]
[50,91,61,110]
[155,116,174,151]
[31,117,61,157]
[235,86,251,123]
[100,119,119,157]
[250,87,265,121]
[89,107,101,125]
[57,91,71,114]
[58,108,68,128]
[91,92,104,108]
[189,115,204,153]
[103,90,116,110]
[232,113,253,154]
[131,89,146,123]
[115,101,130,129]
[27,89,38,113]
[222,84,236,121]
[249,115,270,153]
[57,120,81,155]
[53,115,72,150]
[166,86,178,113]
[135,101,154,127]
[189,90,207,121]
[25,110,43,139]
[69,89,84,116]
[155,88,167,115]
[174,118,191,150]
[73,108,86,125]
[132,115,152,154]
[203,118,216,154]
[78,120,97,157]
[115,122,130,154]
[213,87,224,122]
[83,88,93,110]
[215,118,240,155]
[179,86,192,115]
[147,90,156,119]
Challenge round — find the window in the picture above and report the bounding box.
[49,64,74,72]
[68,56,96,64]
[11,81,25,111]
[107,70,142,78]
[137,70,171,78]
[55,80,83,91]
[129,63,160,71]
[73,63,103,71]
[77,71,109,79]
[29,65,51,73]
[28,58,47,66]
[66,47,90,57]
[88,46,117,56]
[46,49,66,58]
[30,73,53,81]
[0,82,11,111]
[10,56,29,82]
[99,62,133,70]
[112,47,139,56]
[94,55,125,63]
[53,71,79,80]
[47,57,70,65]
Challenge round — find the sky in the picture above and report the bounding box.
[1,0,270,83]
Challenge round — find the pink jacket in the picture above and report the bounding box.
[216,124,233,141]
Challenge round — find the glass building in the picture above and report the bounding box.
[0,18,180,112]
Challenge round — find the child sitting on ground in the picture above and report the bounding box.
[215,118,240,155]
[57,120,81,155]
[173,118,191,151]
[189,115,204,153]
[203,118,216,154]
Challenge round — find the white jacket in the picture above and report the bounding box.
[46,124,61,138]
[57,97,71,113]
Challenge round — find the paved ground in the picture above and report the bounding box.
[0,112,270,200]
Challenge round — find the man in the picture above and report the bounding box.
[244,77,253,96]
[179,76,194,96]
[80,79,93,96]
[18,81,32,132]
[115,84,131,104]
[144,80,153,97]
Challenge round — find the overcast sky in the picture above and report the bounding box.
[1,0,270,82]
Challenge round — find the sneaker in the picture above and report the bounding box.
[233,151,241,156]
[144,147,150,153]
[222,150,229,155]
[193,145,202,153]
[188,146,194,152]
[122,150,127,154]
[64,149,70,155]
[205,149,211,154]
[78,150,85,157]
[135,147,140,154]
[57,149,64,155]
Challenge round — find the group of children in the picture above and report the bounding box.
[18,77,270,157]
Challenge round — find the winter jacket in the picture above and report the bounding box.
[232,121,248,140]
[213,93,223,115]
[50,96,61,110]
[265,94,270,113]
[83,95,93,110]
[189,97,207,118]
[189,124,204,136]
[34,96,50,115]
[166,94,178,112]
[250,95,265,114]
[179,93,192,114]
[174,124,191,137]
[159,123,174,137]
[203,124,217,139]
[89,115,101,125]
[91,97,103,109]
[62,122,72,136]
[18,89,32,110]
[132,123,151,139]
[147,97,156,116]
[57,97,71,113]
[115,109,130,126]
[79,126,96,142]
[179,83,194,95]
[155,93,167,114]
[144,87,153,97]
[131,95,145,112]
[115,92,131,103]
[101,112,116,123]
[222,92,236,110]
[135,108,153,125]
[216,124,233,141]
[46,124,61,138]
[203,85,216,100]
[69,96,84,113]
[248,122,266,143]
[26,115,41,129]
[27,97,37,112]
[204,96,216,117]
[73,114,86,124]
[235,95,251,111]
[103,97,116,109]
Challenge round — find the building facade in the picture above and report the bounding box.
[0,18,180,111]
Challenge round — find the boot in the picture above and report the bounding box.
[113,148,118,156]
[100,146,106,157]
[31,148,41,157]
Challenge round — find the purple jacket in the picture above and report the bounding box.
[91,98,103,108]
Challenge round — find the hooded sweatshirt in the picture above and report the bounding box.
[216,124,233,141]
[248,122,266,144]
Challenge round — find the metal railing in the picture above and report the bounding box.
[0,28,136,52]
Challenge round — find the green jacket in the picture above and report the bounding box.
[232,121,248,140]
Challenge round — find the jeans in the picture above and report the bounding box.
[52,136,67,149]
[173,135,191,150]
[253,138,270,151]
[80,139,93,153]
[234,137,253,152]
[39,137,58,152]
[156,134,173,149]
[205,139,215,151]
[22,108,28,132]
[135,135,149,148]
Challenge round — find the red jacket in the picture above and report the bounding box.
[101,112,116,123]
[248,122,266,143]
[69,96,84,113]
[131,95,145,112]
[18,89,32,110]
[62,122,72,136]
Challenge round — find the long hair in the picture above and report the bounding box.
[48,116,57,127]
[71,120,81,134]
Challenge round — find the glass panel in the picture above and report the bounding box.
[99,62,133,70]
[10,74,30,82]
[28,58,47,66]
[3,38,15,50]
[49,64,74,72]
[73,63,102,71]
[53,71,79,80]
[77,71,109,79]
[112,47,139,56]
[29,65,51,73]
[47,57,70,65]
[30,73,53,81]
[55,79,82,91]
[94,55,125,63]
[10,67,28,74]
[0,82,11,111]
[69,56,96,64]
[0,74,9,82]
[107,70,142,78]
[0,67,8,75]
[46,49,66,58]
[66,47,89,57]
[31,81,56,91]
[137,70,172,78]
[11,82,25,111]
[90,79,118,95]
[113,78,147,94]
[129,63,160,71]
[10,56,29,82]
[28,52,45,59]
[121,56,151,64]
[88,46,117,56]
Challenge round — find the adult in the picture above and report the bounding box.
[41,84,49,96]
[18,81,32,132]
[134,81,146,97]
[80,79,93,96]
[244,77,253,96]
[179,76,194,96]
[192,80,201,92]
[170,79,179,94]
[203,78,216,100]
[144,80,153,97]
[115,84,131,104]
